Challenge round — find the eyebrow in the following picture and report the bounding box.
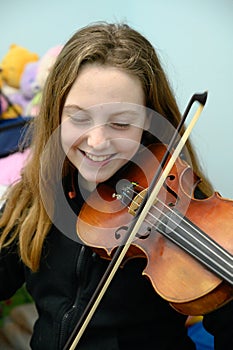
[63,104,84,113]
[63,104,143,118]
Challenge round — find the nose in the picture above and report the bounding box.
[86,125,110,149]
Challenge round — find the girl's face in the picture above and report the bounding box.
[61,64,150,190]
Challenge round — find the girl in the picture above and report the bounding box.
[0,22,232,349]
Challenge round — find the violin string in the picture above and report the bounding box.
[131,187,232,258]
[132,188,233,263]
[125,190,233,281]
[120,187,233,276]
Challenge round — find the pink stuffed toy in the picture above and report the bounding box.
[27,45,63,116]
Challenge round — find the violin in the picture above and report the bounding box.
[77,142,233,316]
[63,92,233,350]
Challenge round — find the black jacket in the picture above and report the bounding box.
[0,185,232,350]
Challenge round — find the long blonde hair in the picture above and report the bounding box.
[0,22,212,271]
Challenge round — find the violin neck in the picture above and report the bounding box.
[156,210,233,286]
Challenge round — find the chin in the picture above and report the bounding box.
[79,172,109,186]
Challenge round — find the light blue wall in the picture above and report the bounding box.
[2,0,233,197]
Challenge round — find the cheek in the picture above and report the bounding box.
[123,128,144,147]
[60,121,82,152]
[115,132,143,156]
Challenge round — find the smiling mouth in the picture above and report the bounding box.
[82,151,115,162]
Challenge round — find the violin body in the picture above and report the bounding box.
[77,143,233,315]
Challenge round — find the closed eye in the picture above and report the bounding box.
[68,115,91,125]
[109,122,130,129]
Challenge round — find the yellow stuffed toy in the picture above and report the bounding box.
[0,44,39,119]
[1,44,39,90]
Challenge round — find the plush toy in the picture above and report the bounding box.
[10,61,39,115]
[36,45,63,89]
[1,44,39,91]
[27,45,63,116]
[0,67,22,119]
[0,44,39,118]
[0,71,7,116]
[0,94,22,119]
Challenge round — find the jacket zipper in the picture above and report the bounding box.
[59,245,91,349]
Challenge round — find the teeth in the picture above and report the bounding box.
[85,153,111,162]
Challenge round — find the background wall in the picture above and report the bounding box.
[1,0,233,197]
